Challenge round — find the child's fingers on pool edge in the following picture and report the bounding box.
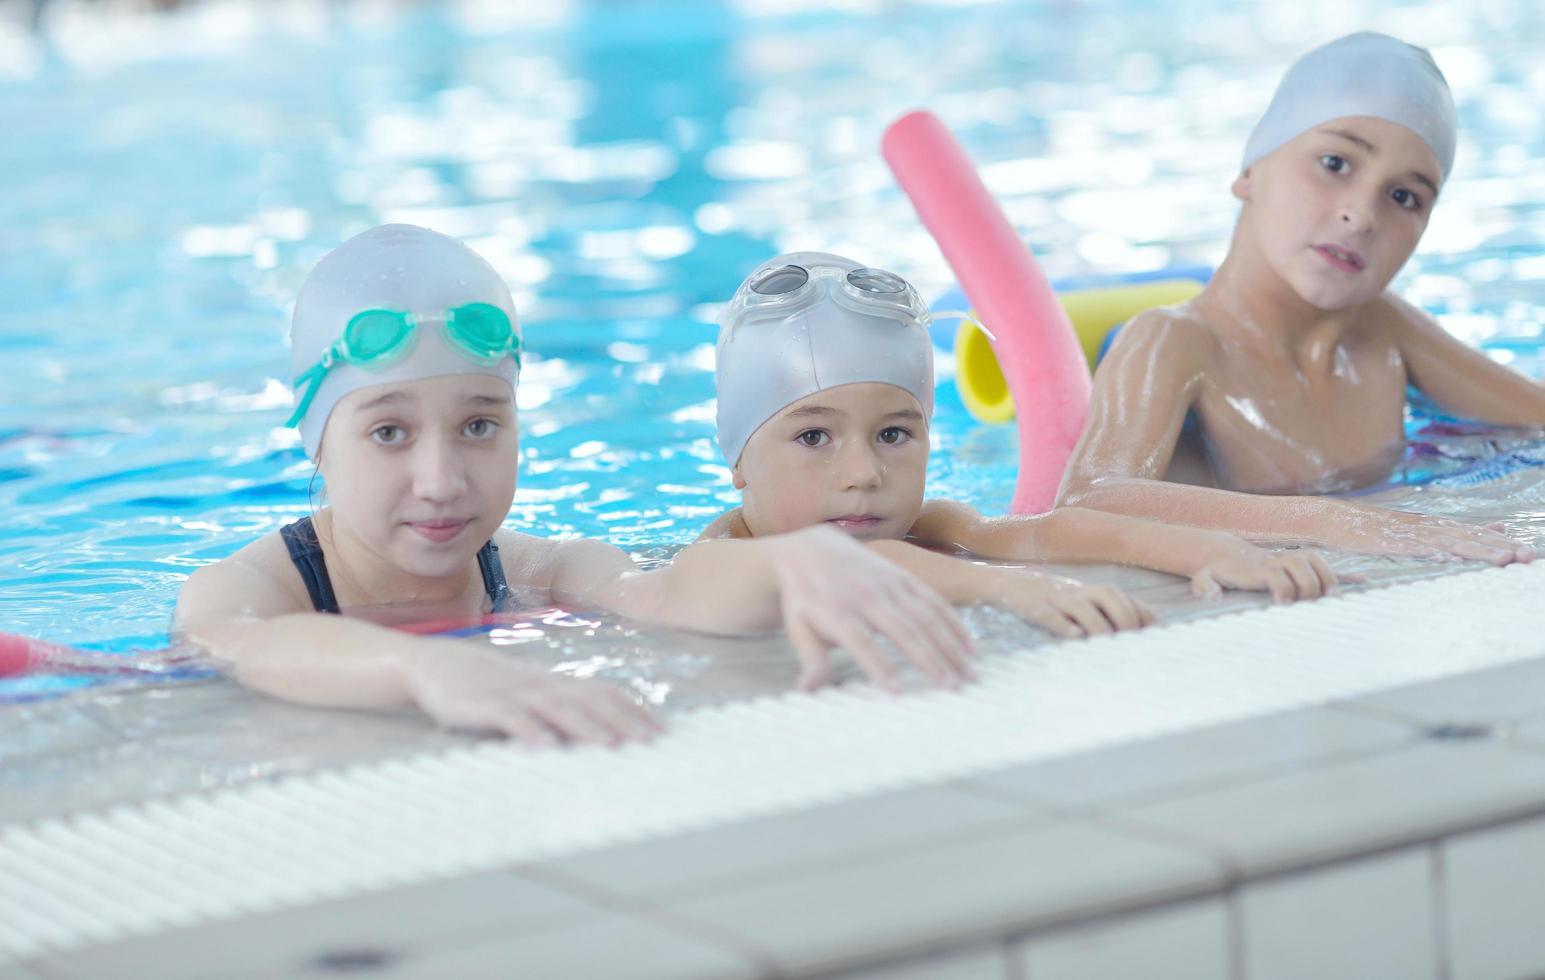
[867,603,959,687]
[833,621,902,692]
[917,588,975,659]
[495,708,559,747]
[530,696,619,746]
[1189,570,1224,600]
[1097,586,1145,630]
[1308,553,1340,594]
[786,615,834,691]
[1055,596,1114,636]
[1280,558,1321,599]
[894,595,975,680]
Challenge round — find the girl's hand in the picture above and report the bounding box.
[995,574,1155,638]
[772,526,976,693]
[1190,547,1342,603]
[404,642,660,747]
[1340,509,1535,565]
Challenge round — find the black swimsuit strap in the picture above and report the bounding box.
[477,538,513,612]
[280,516,341,615]
[280,516,511,615]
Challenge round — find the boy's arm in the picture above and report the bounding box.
[550,528,975,692]
[1058,310,1529,564]
[914,501,1339,602]
[864,538,1153,636]
[1057,310,1209,500]
[1055,312,1340,542]
[1388,294,1545,425]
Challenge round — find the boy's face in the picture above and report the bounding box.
[318,374,518,579]
[733,383,929,541]
[1234,115,1441,311]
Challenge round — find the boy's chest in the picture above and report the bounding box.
[1194,341,1409,493]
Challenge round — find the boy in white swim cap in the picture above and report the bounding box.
[176,225,980,738]
[704,252,1343,637]
[1061,32,1543,564]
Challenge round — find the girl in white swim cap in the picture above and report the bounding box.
[175,225,982,738]
[704,252,1346,635]
[1061,33,1544,565]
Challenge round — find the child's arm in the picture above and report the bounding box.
[913,499,1339,602]
[546,526,976,693]
[863,538,1155,638]
[1058,311,1530,564]
[1389,295,1545,425]
[175,555,658,746]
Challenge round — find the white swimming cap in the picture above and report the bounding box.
[715,251,935,467]
[1242,32,1456,183]
[289,224,522,459]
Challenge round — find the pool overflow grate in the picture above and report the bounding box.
[4,562,1545,959]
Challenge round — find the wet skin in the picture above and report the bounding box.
[1060,116,1545,561]
[705,382,1344,615]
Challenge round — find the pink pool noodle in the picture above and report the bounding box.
[882,110,1091,513]
[0,632,61,676]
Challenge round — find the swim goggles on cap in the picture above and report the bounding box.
[721,261,931,332]
[286,302,522,427]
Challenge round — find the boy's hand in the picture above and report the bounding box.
[1190,546,1342,603]
[1343,509,1535,565]
[772,526,976,693]
[994,574,1155,638]
[405,643,661,747]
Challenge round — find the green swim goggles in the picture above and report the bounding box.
[287,302,522,427]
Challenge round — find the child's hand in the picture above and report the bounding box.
[1343,509,1535,565]
[997,575,1155,638]
[405,643,661,747]
[1190,547,1341,603]
[773,526,976,693]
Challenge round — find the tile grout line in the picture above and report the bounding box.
[517,863,786,977]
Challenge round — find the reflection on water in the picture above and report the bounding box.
[1,0,1542,664]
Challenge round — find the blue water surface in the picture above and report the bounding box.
[1,0,1542,668]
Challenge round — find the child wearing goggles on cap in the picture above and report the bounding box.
[176,225,978,748]
[1060,32,1543,563]
[702,252,1341,643]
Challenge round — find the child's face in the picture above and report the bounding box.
[733,383,928,541]
[318,374,518,579]
[1235,115,1440,311]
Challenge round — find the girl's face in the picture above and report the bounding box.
[1235,115,1440,311]
[317,373,517,580]
[733,382,929,541]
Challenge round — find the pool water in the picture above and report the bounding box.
[2,0,1543,682]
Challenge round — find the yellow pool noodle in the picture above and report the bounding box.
[953,278,1205,424]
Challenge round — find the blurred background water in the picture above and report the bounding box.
[1,0,1542,658]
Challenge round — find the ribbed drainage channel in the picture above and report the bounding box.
[4,562,1544,959]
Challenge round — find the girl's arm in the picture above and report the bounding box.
[1059,311,1530,564]
[546,526,975,693]
[175,554,657,746]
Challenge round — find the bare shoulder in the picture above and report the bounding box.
[174,532,311,634]
[492,528,566,590]
[696,508,749,541]
[1103,304,1223,376]
[1367,290,1441,345]
[495,528,633,597]
[909,499,985,544]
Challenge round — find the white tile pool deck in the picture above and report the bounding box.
[4,557,1545,978]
